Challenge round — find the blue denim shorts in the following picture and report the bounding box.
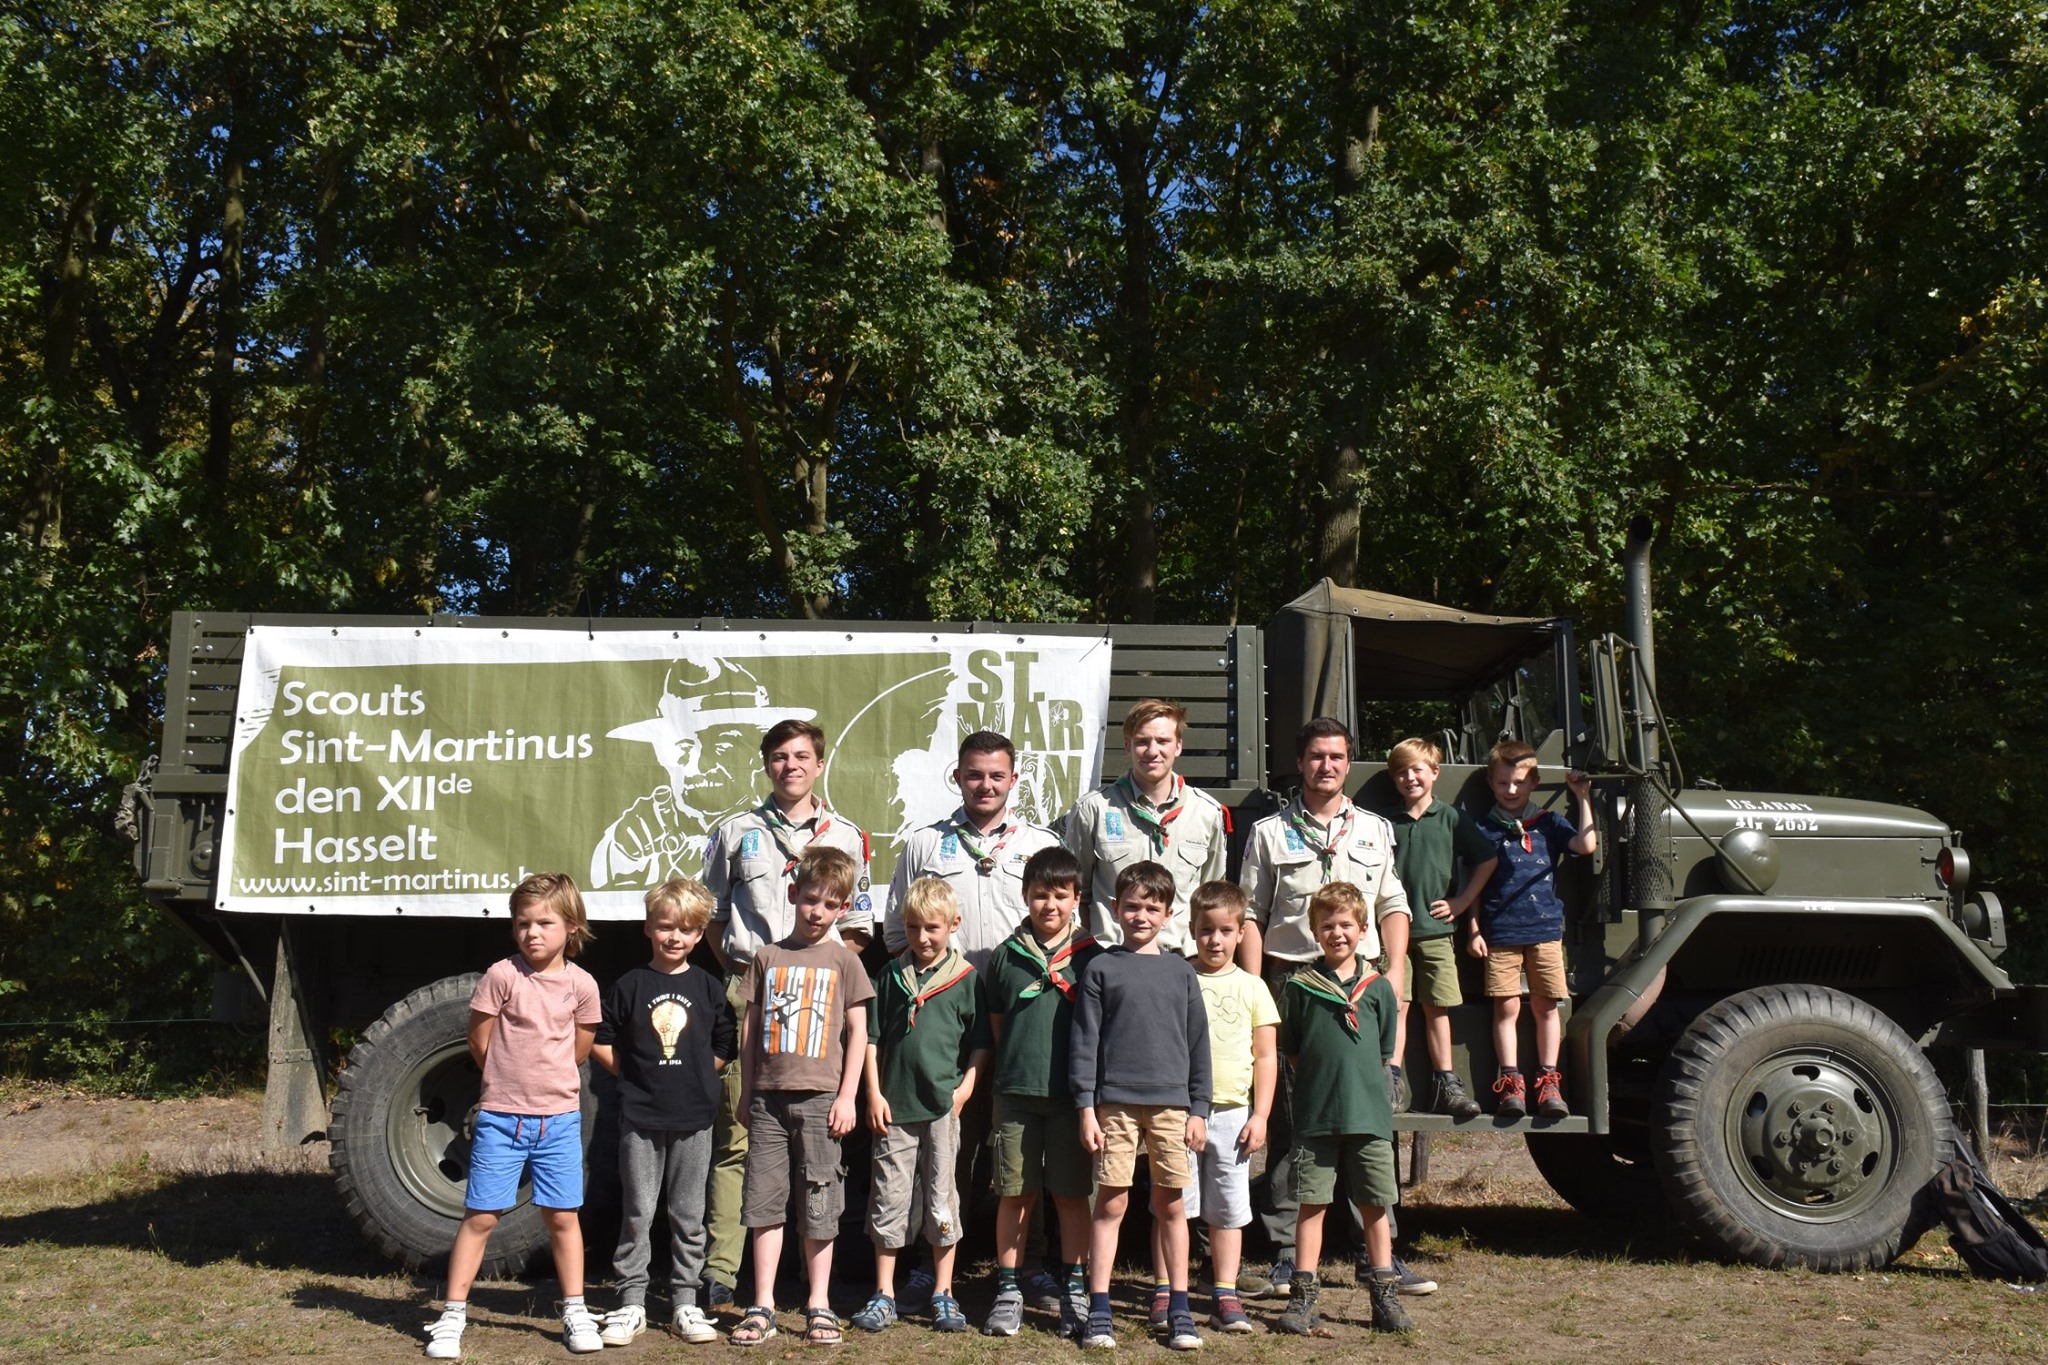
[467,1108,584,1211]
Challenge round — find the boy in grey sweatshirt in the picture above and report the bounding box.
[1070,860,1212,1352]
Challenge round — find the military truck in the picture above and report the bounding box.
[127,520,2029,1277]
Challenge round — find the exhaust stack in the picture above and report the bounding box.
[1622,516,1675,935]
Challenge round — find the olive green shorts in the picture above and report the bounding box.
[993,1093,1092,1201]
[1403,934,1462,1008]
[1289,1132,1398,1210]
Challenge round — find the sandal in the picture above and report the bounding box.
[802,1306,843,1346]
[730,1306,778,1346]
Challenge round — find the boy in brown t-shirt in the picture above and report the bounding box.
[732,845,875,1346]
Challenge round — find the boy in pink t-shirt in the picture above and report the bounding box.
[424,872,603,1360]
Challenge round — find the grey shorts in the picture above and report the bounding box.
[741,1090,845,1240]
[868,1113,964,1249]
[1184,1104,1252,1230]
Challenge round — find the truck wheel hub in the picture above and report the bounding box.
[1732,1054,1890,1218]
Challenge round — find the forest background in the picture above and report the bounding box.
[1,0,2043,1091]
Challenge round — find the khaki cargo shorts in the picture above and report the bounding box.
[1483,940,1569,1001]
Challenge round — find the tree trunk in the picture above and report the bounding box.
[1315,98,1380,589]
[1109,105,1158,624]
[207,83,246,494]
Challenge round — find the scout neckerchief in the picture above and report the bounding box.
[896,946,975,1027]
[762,798,835,880]
[1006,922,1095,1001]
[1287,796,1355,883]
[1489,803,1535,853]
[953,811,1015,876]
[1291,961,1380,1038]
[1116,772,1185,855]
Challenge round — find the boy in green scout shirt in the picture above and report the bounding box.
[979,845,1103,1340]
[1383,737,1498,1119]
[1275,881,1413,1338]
[852,878,991,1335]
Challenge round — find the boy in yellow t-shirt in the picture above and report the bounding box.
[1171,880,1279,1333]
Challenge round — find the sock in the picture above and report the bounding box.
[563,1296,586,1314]
[1169,1290,1190,1316]
[1500,1065,1521,1077]
[441,1301,467,1318]
[1153,1279,1171,1301]
[1090,1291,1112,1317]
[1064,1262,1088,1293]
[1372,1264,1396,1280]
[997,1266,1020,1294]
[1213,1281,1237,1296]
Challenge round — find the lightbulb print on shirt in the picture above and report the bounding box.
[763,965,839,1060]
[647,995,691,1060]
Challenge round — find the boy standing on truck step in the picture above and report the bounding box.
[1382,737,1499,1119]
[1236,718,1410,1294]
[1071,860,1212,1352]
[702,718,872,1309]
[591,878,736,1346]
[980,845,1103,1340]
[423,872,603,1360]
[851,877,991,1334]
[730,845,874,1346]
[1062,699,1229,956]
[1468,740,1596,1120]
[1273,882,1411,1337]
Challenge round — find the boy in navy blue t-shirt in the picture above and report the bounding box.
[1467,741,1595,1120]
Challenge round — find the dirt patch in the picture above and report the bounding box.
[3,1087,2048,1362]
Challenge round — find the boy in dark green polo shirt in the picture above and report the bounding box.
[1385,737,1498,1118]
[853,878,991,1334]
[979,845,1103,1339]
[1275,882,1412,1337]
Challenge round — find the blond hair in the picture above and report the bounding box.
[1307,881,1368,932]
[509,871,595,956]
[900,876,960,928]
[1388,736,1443,772]
[646,877,714,931]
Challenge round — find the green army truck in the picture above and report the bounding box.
[126,520,2030,1277]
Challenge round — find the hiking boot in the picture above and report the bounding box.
[599,1304,646,1346]
[1233,1265,1273,1297]
[1430,1071,1484,1119]
[424,1306,466,1360]
[1208,1289,1252,1334]
[1272,1273,1320,1336]
[1493,1070,1527,1119]
[1366,1268,1414,1333]
[1533,1066,1570,1119]
[1165,1309,1203,1351]
[1386,1063,1409,1113]
[981,1289,1024,1337]
[563,1303,604,1354]
[1252,1257,1293,1301]
[672,1304,719,1343]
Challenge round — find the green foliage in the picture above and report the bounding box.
[1,0,2045,1089]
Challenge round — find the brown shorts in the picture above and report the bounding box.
[1094,1103,1193,1190]
[1484,940,1569,1001]
[741,1090,845,1239]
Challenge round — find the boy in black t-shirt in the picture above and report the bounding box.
[593,879,737,1346]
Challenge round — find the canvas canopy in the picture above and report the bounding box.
[1265,579,1568,777]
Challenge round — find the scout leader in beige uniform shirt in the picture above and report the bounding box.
[1238,720,1411,975]
[884,731,1061,968]
[1060,699,1229,956]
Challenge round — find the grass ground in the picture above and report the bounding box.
[2,1083,2045,1362]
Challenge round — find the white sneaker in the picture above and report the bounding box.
[564,1303,604,1354]
[599,1304,646,1346]
[424,1306,466,1359]
[672,1304,719,1343]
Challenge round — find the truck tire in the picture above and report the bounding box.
[1651,984,1952,1272]
[1526,1131,1663,1221]
[329,973,594,1276]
